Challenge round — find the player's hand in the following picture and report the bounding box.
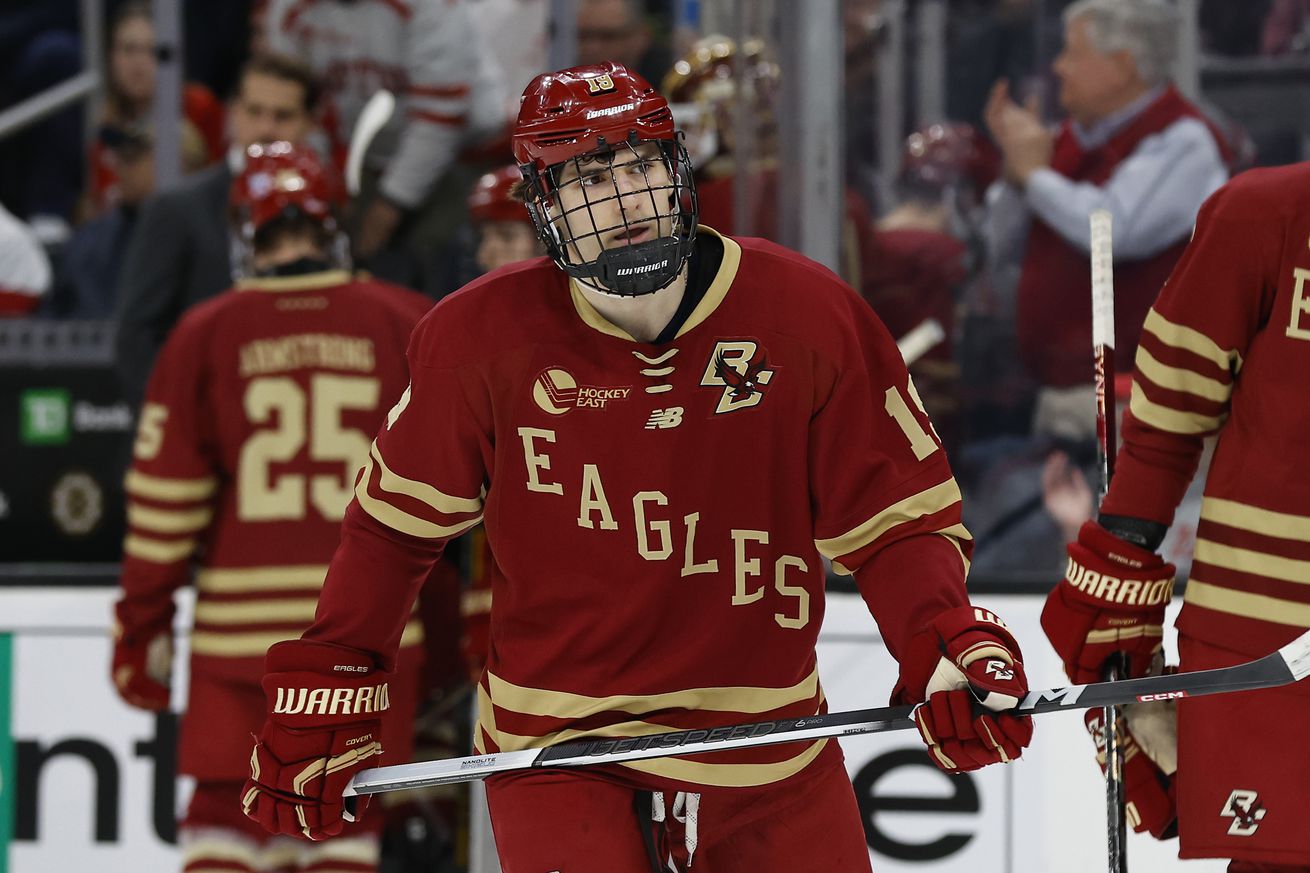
[242,640,389,840]
[111,623,172,711]
[895,606,1033,773]
[1085,704,1177,839]
[1042,520,1175,683]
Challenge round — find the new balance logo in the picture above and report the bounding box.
[1222,790,1266,836]
[984,659,1015,681]
[645,407,684,429]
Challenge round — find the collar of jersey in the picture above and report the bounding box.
[568,226,741,343]
[235,269,353,293]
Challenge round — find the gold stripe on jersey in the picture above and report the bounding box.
[486,666,820,720]
[124,470,217,502]
[194,597,318,625]
[1129,382,1227,435]
[235,269,352,293]
[355,456,484,539]
[1134,346,1232,403]
[815,478,965,570]
[195,595,425,625]
[191,617,425,657]
[1201,497,1310,542]
[1142,308,1244,374]
[621,738,828,788]
[370,442,483,515]
[938,523,973,576]
[1185,579,1310,628]
[126,502,213,535]
[1194,539,1310,585]
[196,565,329,594]
[675,228,741,339]
[479,686,827,786]
[180,838,259,869]
[462,588,493,616]
[123,534,197,564]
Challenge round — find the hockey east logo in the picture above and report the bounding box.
[1221,789,1267,836]
[532,367,632,415]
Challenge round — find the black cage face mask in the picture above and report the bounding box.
[528,138,698,297]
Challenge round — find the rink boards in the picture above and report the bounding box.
[0,588,1224,873]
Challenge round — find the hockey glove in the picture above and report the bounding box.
[1084,699,1177,839]
[111,617,172,711]
[242,640,390,840]
[1042,520,1175,683]
[894,606,1033,773]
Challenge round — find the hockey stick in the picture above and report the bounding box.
[1090,208,1127,873]
[345,89,395,197]
[343,629,1310,797]
[896,318,945,366]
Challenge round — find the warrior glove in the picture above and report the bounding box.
[1042,520,1175,684]
[895,606,1033,773]
[242,640,390,840]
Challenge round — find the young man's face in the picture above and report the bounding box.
[548,141,677,267]
[476,221,542,274]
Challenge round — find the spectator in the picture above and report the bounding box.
[0,1,82,242]
[577,0,673,89]
[113,52,318,410]
[468,165,544,275]
[0,200,52,316]
[86,1,225,217]
[111,141,432,873]
[261,0,508,278]
[50,122,209,319]
[983,0,1228,439]
[1261,0,1310,54]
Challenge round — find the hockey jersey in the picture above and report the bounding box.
[1100,164,1310,657]
[307,228,973,790]
[117,271,431,688]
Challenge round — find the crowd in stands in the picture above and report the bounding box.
[2,0,1304,581]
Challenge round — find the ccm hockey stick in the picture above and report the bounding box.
[344,628,1310,798]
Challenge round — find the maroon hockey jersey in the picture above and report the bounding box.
[1101,164,1310,658]
[116,270,431,778]
[308,228,973,790]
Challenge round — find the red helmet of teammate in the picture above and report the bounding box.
[230,141,347,276]
[231,141,343,235]
[512,61,697,297]
[467,165,531,225]
[899,122,1000,203]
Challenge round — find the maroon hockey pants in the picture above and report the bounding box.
[485,755,873,872]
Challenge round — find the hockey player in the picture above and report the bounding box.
[1041,164,1310,870]
[111,141,432,873]
[241,63,1033,871]
[468,164,546,275]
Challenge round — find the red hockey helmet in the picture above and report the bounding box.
[512,62,697,297]
[230,141,344,237]
[467,165,531,225]
[900,122,1000,199]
